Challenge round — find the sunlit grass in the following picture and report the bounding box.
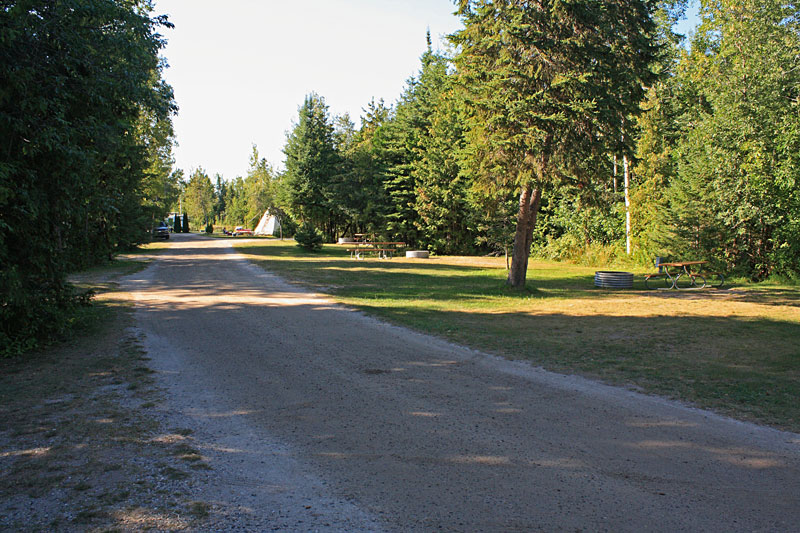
[236,239,800,431]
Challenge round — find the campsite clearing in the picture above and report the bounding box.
[235,239,800,432]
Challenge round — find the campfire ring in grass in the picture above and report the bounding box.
[406,250,430,259]
[594,271,634,289]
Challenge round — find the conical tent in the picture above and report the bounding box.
[253,210,281,236]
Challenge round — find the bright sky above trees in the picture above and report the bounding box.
[154,0,465,180]
[155,0,700,181]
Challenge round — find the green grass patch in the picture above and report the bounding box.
[237,239,800,432]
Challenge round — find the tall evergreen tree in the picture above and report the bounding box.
[283,93,343,240]
[411,46,475,254]
[334,108,391,237]
[213,173,227,223]
[452,0,660,288]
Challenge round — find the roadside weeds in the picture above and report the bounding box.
[0,261,213,531]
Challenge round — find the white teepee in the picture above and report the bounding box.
[253,210,281,236]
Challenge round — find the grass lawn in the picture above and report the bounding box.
[236,239,800,432]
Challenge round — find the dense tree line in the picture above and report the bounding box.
[1,1,178,354]
[7,1,794,356]
[633,0,800,279]
[184,145,289,235]
[263,0,799,285]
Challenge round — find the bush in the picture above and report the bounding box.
[182,214,189,233]
[294,222,323,251]
[205,223,213,234]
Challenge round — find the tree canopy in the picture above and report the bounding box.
[1,0,177,354]
[452,0,660,287]
[6,1,799,355]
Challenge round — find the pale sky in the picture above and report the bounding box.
[155,1,700,182]
[155,0,464,180]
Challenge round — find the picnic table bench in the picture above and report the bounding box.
[343,241,406,259]
[644,260,725,290]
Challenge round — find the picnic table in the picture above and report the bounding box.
[343,241,406,259]
[644,260,724,290]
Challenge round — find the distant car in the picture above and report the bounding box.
[233,226,253,236]
[151,222,170,240]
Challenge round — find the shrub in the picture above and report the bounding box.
[205,223,213,234]
[294,222,323,251]
[182,214,189,233]
[173,216,181,233]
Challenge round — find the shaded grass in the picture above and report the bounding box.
[0,264,211,530]
[237,239,800,432]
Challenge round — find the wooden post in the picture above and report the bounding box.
[623,153,631,255]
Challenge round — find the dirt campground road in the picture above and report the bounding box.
[123,233,800,532]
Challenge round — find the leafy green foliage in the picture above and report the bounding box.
[244,146,280,227]
[632,0,800,279]
[0,0,176,355]
[669,0,800,279]
[183,168,214,228]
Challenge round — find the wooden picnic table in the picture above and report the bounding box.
[344,241,406,260]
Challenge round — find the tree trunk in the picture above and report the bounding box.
[507,184,542,289]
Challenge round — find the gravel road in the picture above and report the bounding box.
[124,234,800,531]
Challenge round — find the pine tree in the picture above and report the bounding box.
[412,48,475,255]
[334,108,390,237]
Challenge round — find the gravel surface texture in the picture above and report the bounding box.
[122,234,800,531]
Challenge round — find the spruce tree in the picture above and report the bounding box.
[283,93,343,241]
[412,49,475,255]
[452,0,660,288]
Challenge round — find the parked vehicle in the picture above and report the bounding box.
[233,226,253,236]
[151,222,170,240]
